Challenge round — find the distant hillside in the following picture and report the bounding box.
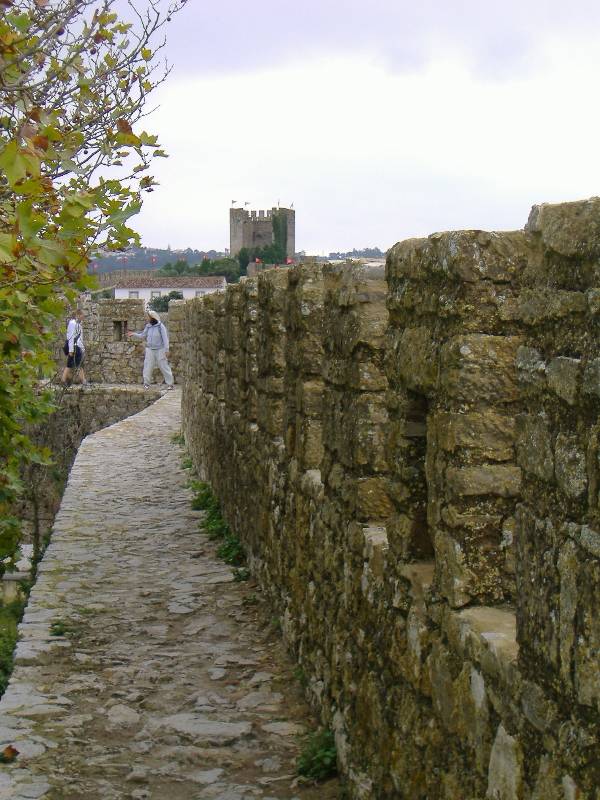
[327,247,385,260]
[90,245,387,273]
[90,246,225,272]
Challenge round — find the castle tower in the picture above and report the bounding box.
[229,207,295,259]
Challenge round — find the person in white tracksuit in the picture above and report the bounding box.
[127,309,175,389]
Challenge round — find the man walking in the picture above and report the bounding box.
[127,309,175,389]
[62,308,86,385]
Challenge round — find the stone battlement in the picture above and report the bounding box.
[231,207,276,220]
[182,197,600,799]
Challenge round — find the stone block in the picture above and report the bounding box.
[586,287,600,314]
[526,196,600,258]
[546,357,581,405]
[296,419,323,470]
[531,756,563,800]
[520,680,557,733]
[434,531,478,607]
[576,524,600,557]
[515,507,560,673]
[393,601,429,688]
[362,525,388,589]
[356,477,394,521]
[512,289,586,325]
[296,380,324,417]
[429,641,456,731]
[348,359,387,391]
[441,505,503,533]
[515,415,554,482]
[573,556,600,711]
[445,465,521,498]
[352,394,389,472]
[435,411,515,461]
[582,357,600,398]
[389,326,438,393]
[440,335,522,403]
[554,433,587,499]
[501,517,516,576]
[258,399,284,436]
[452,664,492,775]
[387,229,529,285]
[558,538,578,690]
[485,724,524,800]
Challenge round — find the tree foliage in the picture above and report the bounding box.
[159,257,241,282]
[237,246,251,272]
[271,209,287,256]
[236,242,286,271]
[158,258,189,275]
[148,289,182,312]
[0,0,185,566]
[328,247,385,259]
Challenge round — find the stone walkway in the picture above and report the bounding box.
[0,391,339,800]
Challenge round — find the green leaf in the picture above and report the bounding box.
[16,202,44,241]
[107,201,142,226]
[138,132,158,147]
[0,141,28,186]
[10,12,31,34]
[0,236,15,264]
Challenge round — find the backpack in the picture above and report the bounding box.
[63,321,81,355]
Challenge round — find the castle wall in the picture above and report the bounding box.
[229,208,246,257]
[511,200,600,738]
[181,199,600,799]
[244,215,273,250]
[286,208,295,257]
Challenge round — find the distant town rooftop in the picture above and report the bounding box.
[104,275,226,289]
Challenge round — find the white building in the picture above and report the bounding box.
[112,275,226,301]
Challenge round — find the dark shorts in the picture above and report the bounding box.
[66,346,84,368]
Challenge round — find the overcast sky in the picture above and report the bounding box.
[132,1,600,254]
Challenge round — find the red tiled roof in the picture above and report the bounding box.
[112,276,226,289]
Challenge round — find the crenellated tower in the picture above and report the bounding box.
[229,206,295,258]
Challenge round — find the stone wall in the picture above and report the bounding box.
[17,385,161,545]
[512,201,600,789]
[53,298,185,384]
[181,199,600,799]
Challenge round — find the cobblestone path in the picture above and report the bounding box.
[0,391,339,800]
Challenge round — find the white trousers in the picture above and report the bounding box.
[143,347,174,386]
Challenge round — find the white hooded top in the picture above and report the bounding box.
[66,318,84,353]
